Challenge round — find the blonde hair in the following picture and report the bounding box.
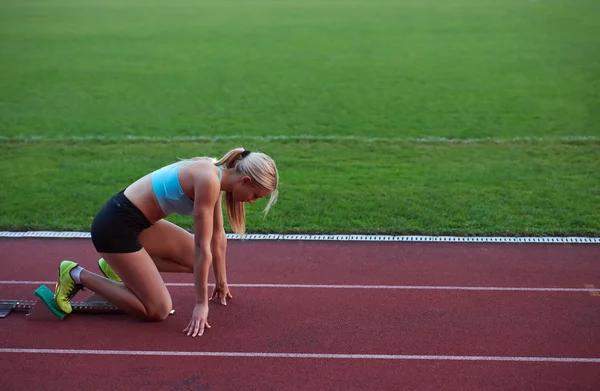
[204,147,279,237]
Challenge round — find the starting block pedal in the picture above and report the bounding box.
[0,285,175,320]
[30,284,125,320]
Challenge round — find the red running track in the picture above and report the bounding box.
[0,238,599,390]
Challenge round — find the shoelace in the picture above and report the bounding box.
[66,284,85,300]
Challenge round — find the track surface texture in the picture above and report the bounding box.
[0,238,599,391]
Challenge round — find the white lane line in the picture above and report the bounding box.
[1,231,599,243]
[2,134,599,144]
[1,280,598,293]
[0,348,598,363]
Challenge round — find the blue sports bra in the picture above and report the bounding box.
[150,160,223,216]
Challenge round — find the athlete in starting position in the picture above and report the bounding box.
[53,147,279,337]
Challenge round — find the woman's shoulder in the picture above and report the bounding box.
[180,158,221,188]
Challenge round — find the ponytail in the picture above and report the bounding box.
[213,147,245,168]
[210,147,246,236]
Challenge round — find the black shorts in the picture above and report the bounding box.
[91,190,153,253]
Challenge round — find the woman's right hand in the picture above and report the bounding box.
[183,302,211,337]
[211,281,233,306]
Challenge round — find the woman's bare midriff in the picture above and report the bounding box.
[123,174,168,224]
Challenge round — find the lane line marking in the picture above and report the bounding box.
[2,134,598,144]
[585,284,600,297]
[1,231,599,243]
[1,280,599,293]
[0,348,598,363]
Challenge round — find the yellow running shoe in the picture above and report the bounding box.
[98,258,122,283]
[54,260,84,314]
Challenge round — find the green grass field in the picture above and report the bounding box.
[1,0,599,236]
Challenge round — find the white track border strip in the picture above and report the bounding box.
[0,348,598,363]
[1,231,598,244]
[2,280,599,293]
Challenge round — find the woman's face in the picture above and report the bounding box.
[232,176,272,204]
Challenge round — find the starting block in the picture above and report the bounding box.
[0,285,175,320]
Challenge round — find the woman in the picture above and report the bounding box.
[53,147,279,337]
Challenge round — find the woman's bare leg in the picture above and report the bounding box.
[138,219,196,272]
[77,203,226,320]
[138,197,227,277]
[137,218,229,303]
[81,249,172,321]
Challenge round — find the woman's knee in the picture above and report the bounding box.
[144,297,173,322]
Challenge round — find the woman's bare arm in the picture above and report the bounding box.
[192,173,221,304]
[183,170,220,337]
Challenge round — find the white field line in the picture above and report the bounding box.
[1,134,598,144]
[1,280,599,293]
[1,231,599,243]
[0,348,598,363]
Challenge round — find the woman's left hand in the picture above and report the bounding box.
[211,282,233,306]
